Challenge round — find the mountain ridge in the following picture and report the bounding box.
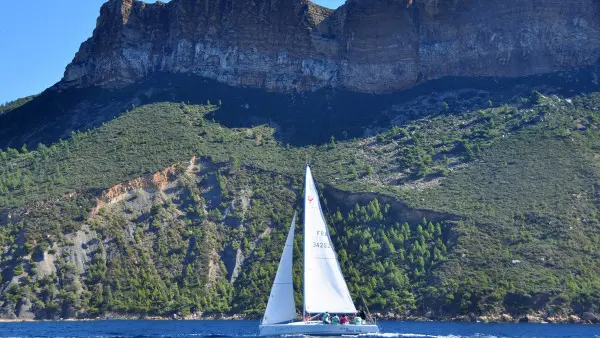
[1,92,599,322]
[59,0,600,93]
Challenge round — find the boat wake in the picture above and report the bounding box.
[279,333,495,338]
[355,333,499,338]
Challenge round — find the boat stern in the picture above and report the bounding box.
[260,322,379,336]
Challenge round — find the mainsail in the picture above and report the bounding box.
[303,165,357,314]
[262,213,297,324]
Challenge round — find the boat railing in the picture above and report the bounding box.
[302,319,374,326]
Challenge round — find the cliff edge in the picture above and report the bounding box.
[61,0,600,93]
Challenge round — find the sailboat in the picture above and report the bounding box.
[259,165,380,336]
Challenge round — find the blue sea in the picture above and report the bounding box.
[0,320,597,338]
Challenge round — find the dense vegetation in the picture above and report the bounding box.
[0,80,599,321]
[331,201,449,315]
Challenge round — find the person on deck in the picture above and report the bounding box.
[322,312,331,324]
[353,315,362,325]
[340,315,349,325]
[332,314,340,325]
[305,314,310,322]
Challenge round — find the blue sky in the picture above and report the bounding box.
[0,0,344,104]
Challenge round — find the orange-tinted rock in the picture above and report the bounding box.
[89,157,194,217]
[569,314,581,323]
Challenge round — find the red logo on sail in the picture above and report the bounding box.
[307,196,314,203]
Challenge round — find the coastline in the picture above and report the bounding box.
[0,312,597,324]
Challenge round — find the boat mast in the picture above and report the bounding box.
[302,163,308,321]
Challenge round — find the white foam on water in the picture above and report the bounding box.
[400,335,462,338]
[356,333,499,338]
[357,333,461,338]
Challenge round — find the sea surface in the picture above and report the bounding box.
[0,320,597,338]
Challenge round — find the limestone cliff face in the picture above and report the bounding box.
[61,0,600,93]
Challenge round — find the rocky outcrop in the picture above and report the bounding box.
[16,298,35,320]
[581,312,599,323]
[323,185,461,225]
[500,313,514,322]
[60,0,600,93]
[569,314,582,323]
[89,156,195,217]
[63,228,100,273]
[221,244,245,283]
[35,252,57,278]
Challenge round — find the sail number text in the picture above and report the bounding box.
[313,231,330,248]
[312,241,331,249]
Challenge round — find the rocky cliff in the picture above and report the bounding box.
[60,0,600,93]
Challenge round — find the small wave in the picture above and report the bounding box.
[373,334,500,338]
[358,333,468,338]
[399,335,461,338]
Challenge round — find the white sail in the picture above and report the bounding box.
[303,165,357,314]
[262,213,297,325]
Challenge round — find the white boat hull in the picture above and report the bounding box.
[259,321,379,336]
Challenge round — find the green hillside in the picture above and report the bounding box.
[0,82,599,321]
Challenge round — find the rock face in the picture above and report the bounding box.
[61,0,600,93]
